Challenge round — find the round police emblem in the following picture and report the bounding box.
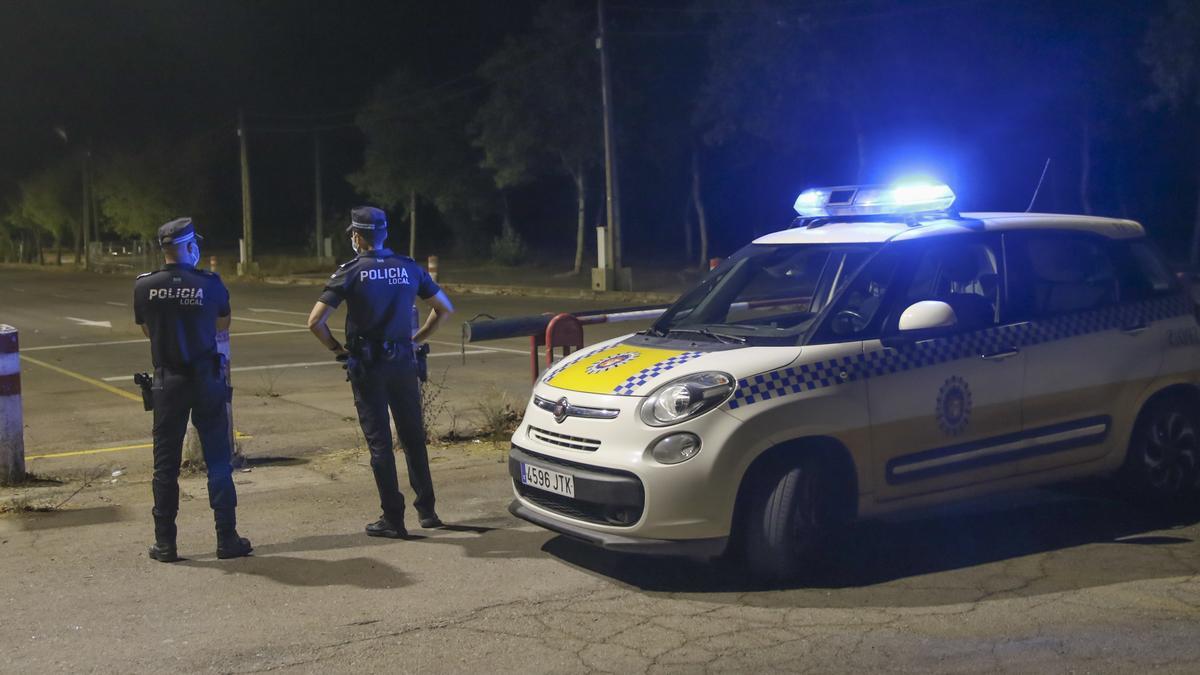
[585,352,640,374]
[936,376,973,436]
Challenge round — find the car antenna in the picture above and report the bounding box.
[1025,157,1051,212]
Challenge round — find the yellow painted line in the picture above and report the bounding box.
[27,442,152,460]
[21,354,142,402]
[27,432,253,461]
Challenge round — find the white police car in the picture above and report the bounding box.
[508,182,1200,579]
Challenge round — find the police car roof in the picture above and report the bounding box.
[752,212,1145,246]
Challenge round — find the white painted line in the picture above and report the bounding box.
[248,307,309,316]
[238,309,529,355]
[105,301,127,307]
[233,316,310,328]
[65,316,113,329]
[21,329,309,353]
[98,349,498,381]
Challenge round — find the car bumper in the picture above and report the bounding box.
[508,499,727,557]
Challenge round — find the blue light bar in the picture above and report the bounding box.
[793,182,956,217]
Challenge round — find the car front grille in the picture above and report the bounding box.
[527,426,601,452]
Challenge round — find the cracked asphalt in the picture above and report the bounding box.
[2,449,1199,674]
[2,268,1200,673]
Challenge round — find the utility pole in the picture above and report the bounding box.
[237,109,254,273]
[409,189,417,259]
[596,0,628,290]
[80,149,91,270]
[313,132,323,260]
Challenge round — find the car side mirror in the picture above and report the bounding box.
[882,301,958,348]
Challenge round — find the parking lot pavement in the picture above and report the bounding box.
[3,268,1200,673]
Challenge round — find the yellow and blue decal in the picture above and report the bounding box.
[544,343,704,395]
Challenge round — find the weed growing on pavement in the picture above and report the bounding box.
[254,368,284,398]
[473,385,521,460]
[420,367,453,443]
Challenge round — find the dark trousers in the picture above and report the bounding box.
[349,356,435,523]
[151,358,237,536]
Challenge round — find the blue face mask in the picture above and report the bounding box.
[350,234,362,255]
[182,242,200,267]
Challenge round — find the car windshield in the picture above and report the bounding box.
[648,243,879,344]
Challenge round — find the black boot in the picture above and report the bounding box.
[216,530,253,559]
[148,515,179,563]
[214,509,252,559]
[365,516,407,539]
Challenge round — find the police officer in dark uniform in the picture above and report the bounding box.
[134,218,252,562]
[307,206,455,538]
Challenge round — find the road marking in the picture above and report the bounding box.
[248,307,308,316]
[105,301,127,307]
[20,355,142,402]
[65,316,113,329]
[27,431,253,461]
[27,441,152,460]
[237,311,528,355]
[97,349,499,381]
[22,329,309,352]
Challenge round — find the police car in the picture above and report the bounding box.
[508,182,1200,579]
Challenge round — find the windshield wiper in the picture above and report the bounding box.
[637,327,667,337]
[665,328,747,344]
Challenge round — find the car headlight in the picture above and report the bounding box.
[639,371,735,427]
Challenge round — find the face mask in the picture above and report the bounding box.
[350,235,361,255]
[181,242,200,266]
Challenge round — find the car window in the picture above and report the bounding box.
[1118,239,1175,300]
[821,249,903,339]
[893,239,1002,332]
[1007,233,1118,318]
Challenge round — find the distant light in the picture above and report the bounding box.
[793,181,956,217]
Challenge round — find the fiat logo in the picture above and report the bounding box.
[553,397,570,424]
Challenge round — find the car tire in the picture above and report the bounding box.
[743,455,825,582]
[1119,396,1200,508]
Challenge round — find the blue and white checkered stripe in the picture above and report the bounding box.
[612,351,705,395]
[728,295,1192,410]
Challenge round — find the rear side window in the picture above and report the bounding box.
[1118,239,1175,300]
[1007,233,1119,318]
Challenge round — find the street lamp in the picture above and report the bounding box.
[53,126,92,270]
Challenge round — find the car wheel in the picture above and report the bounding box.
[743,455,825,582]
[1121,397,1200,507]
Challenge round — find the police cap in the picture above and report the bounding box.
[347,206,388,233]
[157,217,203,248]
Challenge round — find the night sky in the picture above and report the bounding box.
[1,0,1194,261]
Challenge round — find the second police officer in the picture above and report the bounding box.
[307,206,455,538]
[134,218,252,562]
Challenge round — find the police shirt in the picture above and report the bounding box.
[133,263,231,369]
[319,248,441,344]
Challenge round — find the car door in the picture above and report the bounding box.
[857,234,1027,502]
[1006,232,1168,475]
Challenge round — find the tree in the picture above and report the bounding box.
[15,161,79,265]
[1142,0,1200,265]
[473,2,602,274]
[351,69,496,258]
[93,138,215,241]
[691,0,822,268]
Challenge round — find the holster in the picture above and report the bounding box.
[133,372,154,411]
[416,343,430,383]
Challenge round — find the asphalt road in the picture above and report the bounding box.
[2,267,1200,673]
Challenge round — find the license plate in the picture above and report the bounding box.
[520,463,575,498]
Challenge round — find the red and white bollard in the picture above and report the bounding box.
[427,255,439,282]
[0,325,25,484]
[209,255,218,273]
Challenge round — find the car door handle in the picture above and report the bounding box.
[980,349,1019,361]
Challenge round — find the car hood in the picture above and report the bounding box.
[540,334,801,397]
